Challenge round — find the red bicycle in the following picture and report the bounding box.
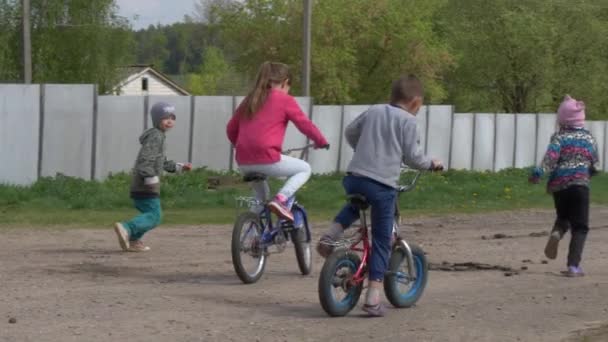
[318,171,429,317]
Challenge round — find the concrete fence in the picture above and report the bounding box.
[1,84,606,185]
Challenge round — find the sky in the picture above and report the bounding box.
[115,0,198,30]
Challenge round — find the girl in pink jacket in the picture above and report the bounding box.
[227,62,328,221]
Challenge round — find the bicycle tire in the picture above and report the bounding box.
[231,212,267,284]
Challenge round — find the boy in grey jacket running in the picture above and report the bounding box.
[113,102,192,252]
[317,75,442,316]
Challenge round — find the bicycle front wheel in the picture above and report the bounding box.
[384,242,428,308]
[290,227,312,275]
[231,212,266,284]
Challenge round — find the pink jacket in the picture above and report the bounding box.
[227,89,328,165]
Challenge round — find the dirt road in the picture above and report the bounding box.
[1,209,607,342]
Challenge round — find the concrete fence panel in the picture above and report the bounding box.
[586,121,605,170]
[0,84,40,185]
[41,84,95,179]
[426,105,453,169]
[514,114,537,168]
[450,113,474,170]
[95,96,144,179]
[494,114,516,171]
[286,97,313,150]
[308,105,342,174]
[191,96,234,171]
[417,106,428,153]
[536,114,557,164]
[339,105,370,171]
[604,122,608,172]
[473,113,495,171]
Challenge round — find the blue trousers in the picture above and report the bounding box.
[123,198,162,241]
[334,175,397,281]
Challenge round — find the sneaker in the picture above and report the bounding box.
[316,235,335,258]
[128,240,151,252]
[362,303,387,317]
[562,266,585,277]
[113,222,130,251]
[544,230,561,260]
[268,198,294,221]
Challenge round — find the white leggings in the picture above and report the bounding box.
[239,155,312,203]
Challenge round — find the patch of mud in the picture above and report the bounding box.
[429,261,520,276]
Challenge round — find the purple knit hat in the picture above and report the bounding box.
[557,95,585,128]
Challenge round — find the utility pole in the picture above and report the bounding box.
[22,0,32,83]
[302,0,311,96]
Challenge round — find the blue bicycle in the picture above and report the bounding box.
[231,145,316,284]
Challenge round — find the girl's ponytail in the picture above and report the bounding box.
[239,62,290,119]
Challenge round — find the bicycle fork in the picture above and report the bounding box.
[395,237,416,280]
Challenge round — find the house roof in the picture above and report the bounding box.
[113,64,191,95]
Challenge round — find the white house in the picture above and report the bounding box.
[112,64,190,96]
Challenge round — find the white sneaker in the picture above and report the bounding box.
[128,240,151,252]
[113,222,130,251]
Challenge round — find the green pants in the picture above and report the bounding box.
[123,198,162,241]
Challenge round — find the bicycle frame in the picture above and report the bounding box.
[258,197,311,246]
[236,143,318,248]
[348,213,372,285]
[343,170,422,285]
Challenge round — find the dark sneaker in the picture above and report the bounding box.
[562,266,585,277]
[113,222,130,251]
[316,235,335,258]
[362,303,387,317]
[268,199,294,221]
[544,230,561,260]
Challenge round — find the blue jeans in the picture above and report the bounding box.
[334,175,397,281]
[123,198,162,241]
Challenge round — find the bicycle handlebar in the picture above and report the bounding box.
[397,164,443,193]
[397,171,422,193]
[282,143,317,155]
[282,143,330,159]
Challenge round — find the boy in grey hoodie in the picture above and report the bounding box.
[113,102,192,252]
[317,75,442,316]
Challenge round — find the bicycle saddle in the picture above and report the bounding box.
[242,172,267,182]
[347,194,370,210]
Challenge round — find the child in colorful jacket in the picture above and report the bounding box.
[530,95,600,277]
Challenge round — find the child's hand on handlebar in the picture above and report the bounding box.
[316,144,330,150]
[177,162,193,172]
[430,159,444,171]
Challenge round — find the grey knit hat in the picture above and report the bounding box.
[150,102,176,128]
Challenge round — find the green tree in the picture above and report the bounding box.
[546,1,608,119]
[0,0,133,91]
[211,0,452,103]
[0,0,20,81]
[186,47,232,95]
[134,25,169,70]
[29,0,134,92]
[440,0,608,118]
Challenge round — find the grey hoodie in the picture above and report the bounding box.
[345,104,432,188]
[130,102,178,198]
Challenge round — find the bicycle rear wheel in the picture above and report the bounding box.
[231,212,267,284]
[318,250,363,317]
